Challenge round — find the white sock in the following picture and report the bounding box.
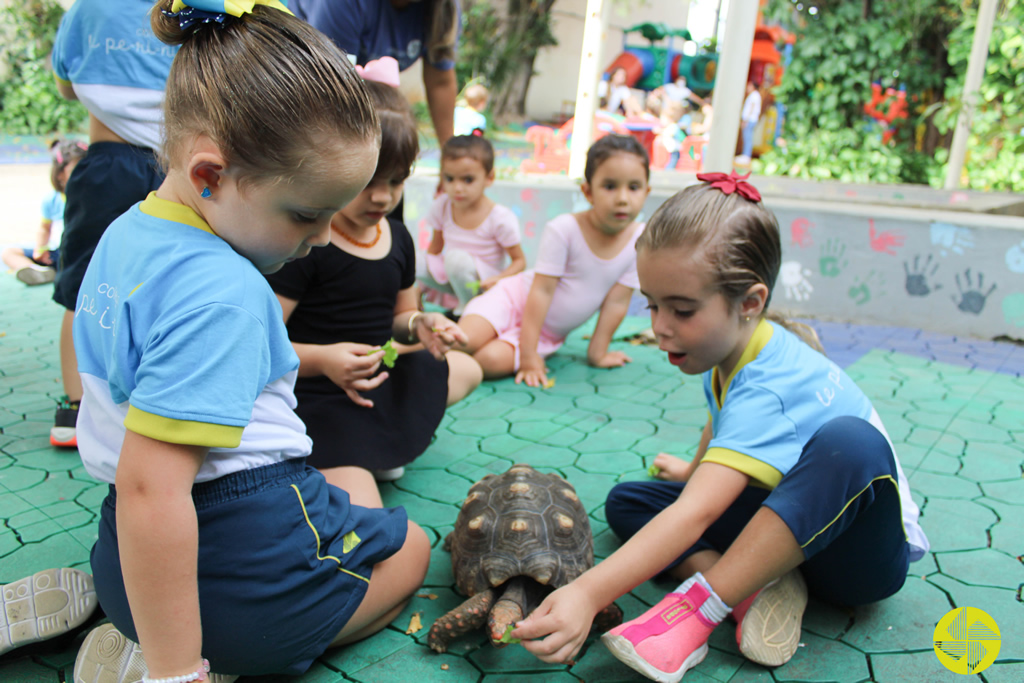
[673,572,731,624]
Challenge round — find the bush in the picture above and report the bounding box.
[0,1,88,135]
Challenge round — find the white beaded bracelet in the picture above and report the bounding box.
[142,659,210,683]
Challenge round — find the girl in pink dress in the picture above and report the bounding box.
[459,134,650,387]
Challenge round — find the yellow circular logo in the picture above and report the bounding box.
[934,607,1001,674]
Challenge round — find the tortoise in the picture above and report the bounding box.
[427,464,623,653]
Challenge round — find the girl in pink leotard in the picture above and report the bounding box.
[458,134,650,387]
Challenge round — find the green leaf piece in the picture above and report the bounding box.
[467,280,481,295]
[381,338,399,368]
[648,464,660,478]
[498,624,521,644]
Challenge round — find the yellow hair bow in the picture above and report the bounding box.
[168,0,292,19]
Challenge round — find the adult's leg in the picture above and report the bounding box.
[445,350,483,406]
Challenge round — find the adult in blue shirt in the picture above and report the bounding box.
[293,0,460,146]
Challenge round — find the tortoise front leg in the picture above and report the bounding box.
[427,588,497,653]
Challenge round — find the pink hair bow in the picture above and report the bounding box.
[355,56,400,88]
[695,170,762,202]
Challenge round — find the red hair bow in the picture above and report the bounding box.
[695,171,762,202]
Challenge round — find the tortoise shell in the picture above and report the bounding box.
[448,464,594,596]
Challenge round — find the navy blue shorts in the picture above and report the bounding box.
[53,142,163,310]
[90,459,408,675]
[20,247,60,268]
[605,416,910,607]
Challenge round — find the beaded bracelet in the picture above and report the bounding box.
[141,659,210,683]
[406,311,422,343]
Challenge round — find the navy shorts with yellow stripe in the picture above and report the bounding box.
[90,459,407,675]
[606,416,910,607]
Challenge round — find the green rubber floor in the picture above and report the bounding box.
[1,274,1022,682]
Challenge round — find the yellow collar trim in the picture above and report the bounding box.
[139,192,216,236]
[713,318,774,407]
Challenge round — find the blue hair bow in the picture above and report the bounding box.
[163,0,292,31]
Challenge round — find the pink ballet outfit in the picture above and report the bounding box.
[462,213,643,369]
[423,194,521,283]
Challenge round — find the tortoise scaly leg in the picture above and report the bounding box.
[427,588,497,653]
[487,577,549,646]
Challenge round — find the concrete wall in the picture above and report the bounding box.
[403,174,1024,340]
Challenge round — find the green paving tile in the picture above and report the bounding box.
[571,422,654,454]
[772,631,869,682]
[1,436,62,457]
[0,534,92,580]
[930,433,968,459]
[381,489,461,528]
[560,469,618,512]
[0,464,46,491]
[536,426,587,448]
[935,549,1023,589]
[840,576,949,653]
[470,641,568,673]
[958,443,1023,482]
[449,418,511,438]
[480,434,539,458]
[984,499,1024,556]
[903,409,955,431]
[915,451,961,475]
[552,408,609,433]
[946,419,1015,444]
[509,419,570,442]
[346,644,480,682]
[479,673,580,683]
[908,470,980,499]
[919,498,996,552]
[869,651,972,683]
[982,661,1024,683]
[980,479,1024,505]
[398,469,476,502]
[575,451,645,476]
[801,599,854,640]
[0,658,58,683]
[318,627,413,674]
[725,661,776,682]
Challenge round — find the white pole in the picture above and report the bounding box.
[568,0,611,180]
[943,0,998,190]
[702,0,758,173]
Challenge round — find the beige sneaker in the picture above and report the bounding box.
[73,622,239,683]
[0,568,98,656]
[735,568,808,667]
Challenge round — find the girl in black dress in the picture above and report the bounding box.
[266,81,482,501]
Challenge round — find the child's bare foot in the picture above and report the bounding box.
[651,453,691,481]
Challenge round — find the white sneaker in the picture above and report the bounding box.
[74,622,239,683]
[373,466,406,482]
[0,568,98,656]
[15,265,55,286]
[736,568,808,667]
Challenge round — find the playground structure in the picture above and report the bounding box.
[521,20,795,174]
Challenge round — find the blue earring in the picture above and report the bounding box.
[200,187,212,199]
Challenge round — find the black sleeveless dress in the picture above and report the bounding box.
[266,219,448,470]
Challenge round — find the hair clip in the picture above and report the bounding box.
[695,170,762,202]
[354,57,401,88]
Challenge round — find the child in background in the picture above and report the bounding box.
[454,83,489,137]
[48,0,175,448]
[420,135,526,317]
[266,81,482,488]
[2,140,87,285]
[458,134,650,386]
[63,2,430,681]
[511,175,928,682]
[656,100,686,170]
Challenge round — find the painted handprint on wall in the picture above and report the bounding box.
[903,254,941,297]
[790,217,814,248]
[952,268,996,315]
[1005,240,1024,274]
[819,238,848,278]
[848,270,886,306]
[868,218,905,255]
[780,261,814,301]
[929,222,975,256]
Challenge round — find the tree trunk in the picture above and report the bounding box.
[490,54,538,123]
[486,0,558,122]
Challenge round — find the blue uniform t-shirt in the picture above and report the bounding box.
[74,193,312,484]
[292,0,457,71]
[51,0,176,148]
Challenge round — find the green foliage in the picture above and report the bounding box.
[0,1,88,135]
[454,0,557,94]
[760,0,960,186]
[932,0,1024,192]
